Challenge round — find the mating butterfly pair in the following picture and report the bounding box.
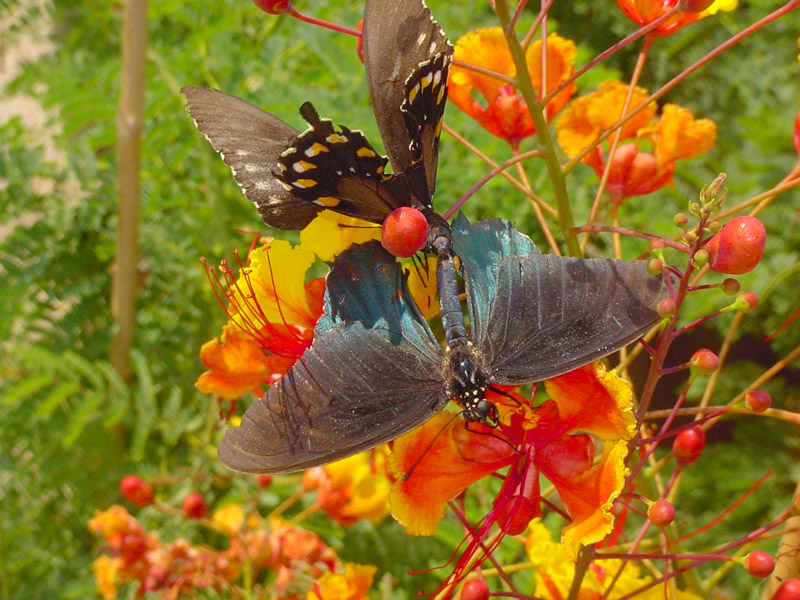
[184,0,667,474]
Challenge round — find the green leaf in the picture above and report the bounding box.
[35,380,82,417]
[3,373,55,405]
[61,391,103,447]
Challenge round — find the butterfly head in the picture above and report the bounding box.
[446,345,498,426]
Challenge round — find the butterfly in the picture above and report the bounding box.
[218,215,668,473]
[181,0,451,233]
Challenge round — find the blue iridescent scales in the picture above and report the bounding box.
[183,0,668,473]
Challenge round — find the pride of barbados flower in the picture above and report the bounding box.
[615,0,737,37]
[556,81,716,203]
[196,214,379,401]
[449,29,577,147]
[388,361,638,588]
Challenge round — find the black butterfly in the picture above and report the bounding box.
[181,0,451,231]
[218,216,667,473]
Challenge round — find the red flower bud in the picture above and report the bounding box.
[745,550,775,578]
[773,577,800,600]
[647,499,675,528]
[182,492,208,519]
[120,475,154,507]
[381,207,429,257]
[705,216,766,275]
[258,474,273,488]
[746,390,772,413]
[461,579,490,600]
[673,425,706,466]
[739,292,759,311]
[253,0,292,14]
[690,348,719,375]
[657,298,675,319]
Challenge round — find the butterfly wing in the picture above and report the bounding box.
[454,217,668,385]
[363,0,452,200]
[218,242,447,474]
[181,85,322,230]
[276,103,410,224]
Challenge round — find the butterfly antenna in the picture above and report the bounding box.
[402,411,462,481]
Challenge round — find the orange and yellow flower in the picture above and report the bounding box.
[309,563,377,600]
[615,0,737,37]
[526,520,703,599]
[302,446,392,526]
[556,81,716,201]
[389,361,637,577]
[450,29,577,146]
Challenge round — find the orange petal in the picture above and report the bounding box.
[651,104,716,166]
[558,440,630,559]
[196,321,289,400]
[543,362,636,441]
[388,412,513,535]
[311,563,377,600]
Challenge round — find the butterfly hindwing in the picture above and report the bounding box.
[454,216,668,385]
[181,85,322,230]
[218,241,447,474]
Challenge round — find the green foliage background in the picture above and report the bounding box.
[0,0,798,598]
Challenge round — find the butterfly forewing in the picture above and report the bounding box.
[453,216,668,385]
[181,85,322,230]
[363,0,453,192]
[401,52,453,201]
[276,103,407,224]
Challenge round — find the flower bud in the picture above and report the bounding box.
[690,348,719,375]
[381,207,429,258]
[674,213,688,228]
[182,492,208,519]
[773,577,800,599]
[356,19,364,63]
[657,298,675,319]
[721,278,740,295]
[120,475,155,507]
[744,551,775,578]
[745,390,772,413]
[693,248,709,267]
[649,239,665,252]
[253,0,292,14]
[705,216,766,275]
[648,499,675,527]
[647,258,663,275]
[739,292,759,311]
[673,425,706,466]
[258,474,273,488]
[461,579,490,600]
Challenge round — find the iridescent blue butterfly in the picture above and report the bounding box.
[218,215,667,473]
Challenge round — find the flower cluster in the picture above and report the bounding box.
[89,501,376,600]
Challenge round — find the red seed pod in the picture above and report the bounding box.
[773,577,800,600]
[253,0,292,14]
[647,499,675,528]
[119,475,155,507]
[690,348,719,375]
[705,216,766,275]
[673,425,706,467]
[682,0,714,12]
[745,550,775,578]
[746,390,772,413]
[381,207,429,258]
[461,579,490,600]
[258,474,273,488]
[182,492,208,519]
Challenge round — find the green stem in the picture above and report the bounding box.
[492,0,579,256]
